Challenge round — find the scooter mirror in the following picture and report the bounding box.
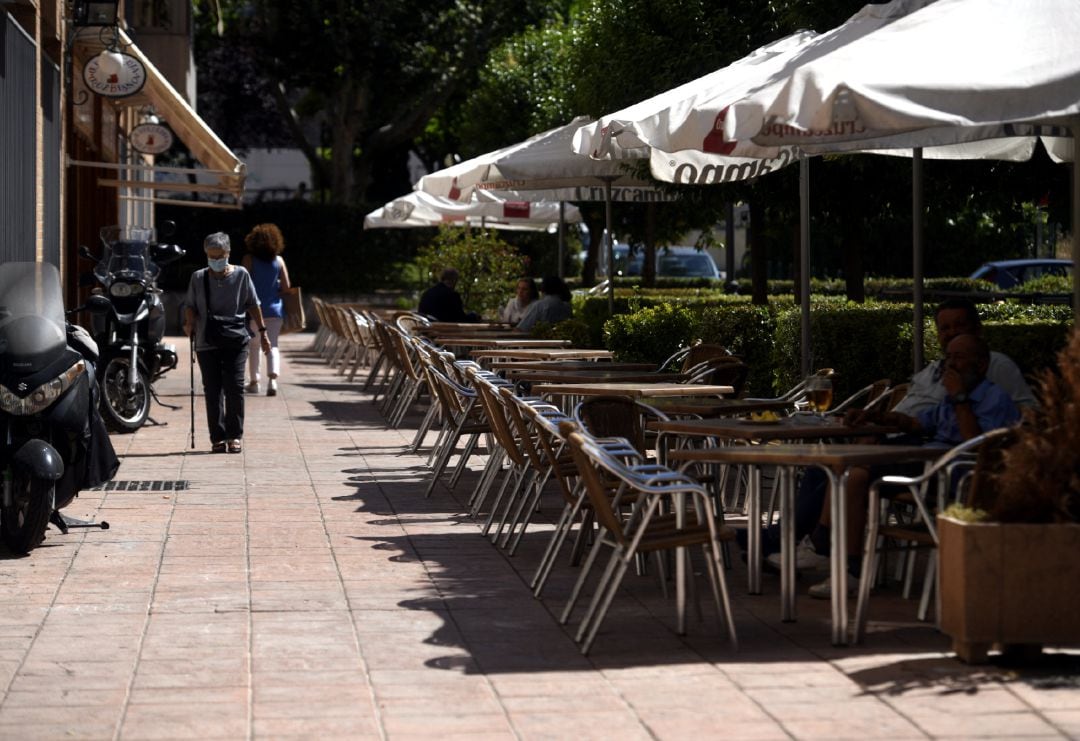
[158,220,177,239]
[78,244,97,261]
[152,243,185,264]
[83,294,113,314]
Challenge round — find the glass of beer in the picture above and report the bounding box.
[806,375,833,416]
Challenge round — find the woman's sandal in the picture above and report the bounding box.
[212,441,227,454]
[227,439,243,454]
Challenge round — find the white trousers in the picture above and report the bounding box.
[248,316,283,381]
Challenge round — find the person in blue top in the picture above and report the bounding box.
[241,223,293,396]
[807,333,1021,598]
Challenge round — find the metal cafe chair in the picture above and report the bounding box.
[853,427,1017,643]
[562,423,738,655]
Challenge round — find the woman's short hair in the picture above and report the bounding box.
[203,232,231,253]
[244,223,286,262]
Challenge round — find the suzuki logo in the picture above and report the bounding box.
[17,382,28,392]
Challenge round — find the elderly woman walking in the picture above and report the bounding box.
[183,232,271,453]
[241,223,293,396]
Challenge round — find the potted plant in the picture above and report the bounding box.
[938,326,1080,663]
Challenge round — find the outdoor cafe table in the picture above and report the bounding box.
[434,337,572,349]
[642,397,793,418]
[650,416,897,594]
[470,348,615,364]
[493,360,656,374]
[668,442,941,645]
[531,382,733,414]
[506,368,686,384]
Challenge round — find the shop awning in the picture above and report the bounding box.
[72,28,246,205]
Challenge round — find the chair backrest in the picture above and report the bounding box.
[468,369,526,466]
[685,357,749,396]
[830,377,892,415]
[564,427,635,546]
[574,396,668,455]
[964,427,1022,514]
[884,382,910,411]
[680,343,732,372]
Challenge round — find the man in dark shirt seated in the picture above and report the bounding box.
[418,267,479,322]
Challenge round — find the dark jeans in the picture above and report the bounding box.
[197,346,247,444]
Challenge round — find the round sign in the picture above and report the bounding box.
[83,51,146,99]
[129,123,174,155]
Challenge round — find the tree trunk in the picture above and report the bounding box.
[582,211,605,285]
[750,199,768,305]
[643,203,657,287]
[842,232,866,302]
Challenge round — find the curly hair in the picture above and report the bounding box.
[244,223,285,262]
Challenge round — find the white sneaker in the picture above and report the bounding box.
[245,381,260,394]
[766,537,830,572]
[266,378,278,396]
[808,571,859,600]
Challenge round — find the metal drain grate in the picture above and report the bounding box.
[92,480,191,492]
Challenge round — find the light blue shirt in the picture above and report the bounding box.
[916,378,1020,447]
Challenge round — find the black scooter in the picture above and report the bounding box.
[80,225,184,431]
[0,262,119,554]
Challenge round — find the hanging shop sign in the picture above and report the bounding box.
[129,123,174,155]
[83,50,147,98]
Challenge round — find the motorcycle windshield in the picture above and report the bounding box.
[96,226,159,283]
[0,262,68,376]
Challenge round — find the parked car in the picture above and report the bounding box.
[969,258,1073,289]
[613,244,724,280]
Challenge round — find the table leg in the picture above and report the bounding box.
[780,465,796,622]
[824,468,850,646]
[747,465,762,594]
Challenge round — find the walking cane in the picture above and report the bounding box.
[189,333,196,449]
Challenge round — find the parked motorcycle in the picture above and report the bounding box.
[80,225,184,431]
[0,262,119,554]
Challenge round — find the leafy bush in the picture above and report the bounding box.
[990,327,1080,523]
[696,304,779,396]
[1013,274,1072,294]
[530,317,591,348]
[604,304,698,363]
[413,226,526,319]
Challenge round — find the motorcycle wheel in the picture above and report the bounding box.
[101,356,151,432]
[1,474,53,554]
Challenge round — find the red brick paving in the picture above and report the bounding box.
[0,333,1076,739]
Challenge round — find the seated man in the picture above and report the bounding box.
[809,333,1021,598]
[418,267,480,322]
[746,297,1034,573]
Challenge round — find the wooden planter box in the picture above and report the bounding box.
[938,516,1080,663]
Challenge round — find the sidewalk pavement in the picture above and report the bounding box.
[0,333,1077,740]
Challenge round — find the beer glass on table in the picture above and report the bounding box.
[805,375,833,417]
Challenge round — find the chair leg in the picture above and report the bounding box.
[575,545,626,642]
[579,551,633,655]
[531,500,578,595]
[559,528,609,625]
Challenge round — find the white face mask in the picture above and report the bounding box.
[207,257,229,272]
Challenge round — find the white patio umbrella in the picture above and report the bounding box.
[577,0,1062,371]
[363,190,581,232]
[417,116,667,313]
[721,0,1080,317]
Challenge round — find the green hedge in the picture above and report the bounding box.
[600,298,1073,400]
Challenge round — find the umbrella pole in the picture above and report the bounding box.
[558,201,566,279]
[912,147,925,371]
[1072,118,1080,321]
[605,178,615,316]
[800,157,811,378]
